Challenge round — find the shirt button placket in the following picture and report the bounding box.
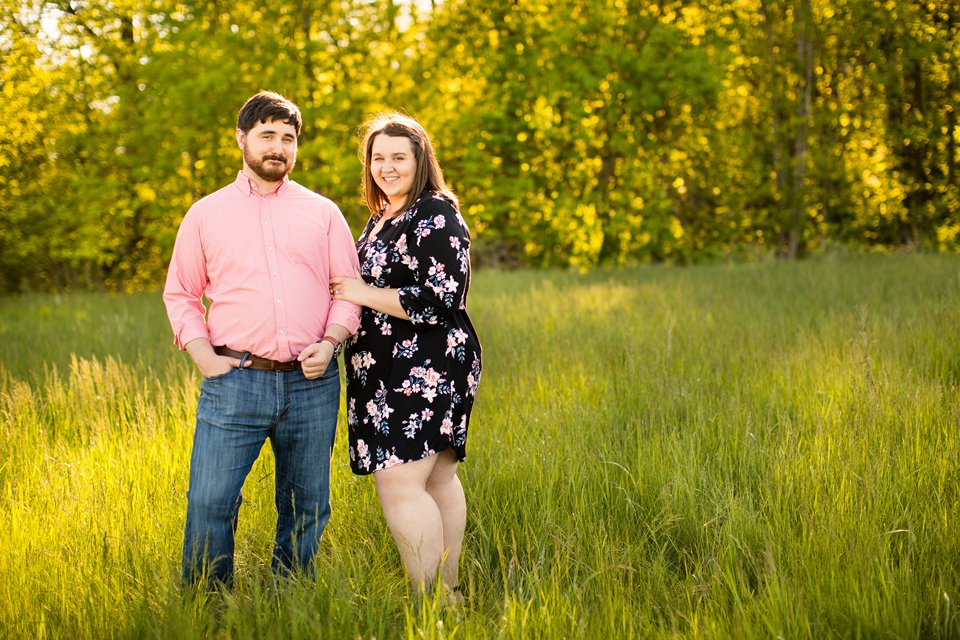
[262,196,290,361]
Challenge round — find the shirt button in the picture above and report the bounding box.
[272,272,278,276]
[277,299,282,304]
[267,246,273,251]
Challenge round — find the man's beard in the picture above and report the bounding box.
[243,144,295,182]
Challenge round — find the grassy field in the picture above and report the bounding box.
[1,254,959,639]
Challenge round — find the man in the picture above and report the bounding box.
[163,90,360,587]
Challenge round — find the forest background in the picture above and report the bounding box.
[1,0,958,293]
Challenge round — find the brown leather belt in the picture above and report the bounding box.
[214,346,301,372]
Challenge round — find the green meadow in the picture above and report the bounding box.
[1,254,958,639]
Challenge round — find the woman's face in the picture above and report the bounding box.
[370,134,417,207]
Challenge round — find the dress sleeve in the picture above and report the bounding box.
[397,195,472,326]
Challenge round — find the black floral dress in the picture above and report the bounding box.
[345,191,482,475]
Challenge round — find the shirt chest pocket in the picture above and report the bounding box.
[285,220,328,265]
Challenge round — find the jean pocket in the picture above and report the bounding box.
[204,367,241,382]
[321,359,340,379]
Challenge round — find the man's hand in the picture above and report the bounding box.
[298,341,334,379]
[197,354,246,378]
[185,338,249,378]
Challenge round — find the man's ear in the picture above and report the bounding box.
[236,128,245,150]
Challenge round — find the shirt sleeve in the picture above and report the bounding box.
[325,206,363,334]
[162,208,210,349]
[397,196,472,326]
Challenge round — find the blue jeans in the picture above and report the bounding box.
[181,360,339,586]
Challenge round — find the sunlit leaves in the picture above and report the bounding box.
[0,0,957,291]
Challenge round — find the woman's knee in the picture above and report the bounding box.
[426,449,459,488]
[374,467,419,501]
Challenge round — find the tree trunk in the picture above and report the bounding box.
[759,0,790,257]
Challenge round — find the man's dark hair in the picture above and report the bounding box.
[237,91,302,135]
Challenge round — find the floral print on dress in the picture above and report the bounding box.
[393,334,418,359]
[414,214,445,246]
[395,361,450,403]
[373,311,393,337]
[445,328,470,362]
[402,408,434,439]
[364,381,394,435]
[350,350,377,385]
[345,191,482,476]
[352,438,371,472]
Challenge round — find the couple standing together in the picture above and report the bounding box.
[162,91,482,596]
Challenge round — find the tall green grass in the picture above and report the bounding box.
[1,254,958,638]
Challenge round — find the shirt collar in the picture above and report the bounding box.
[232,171,290,197]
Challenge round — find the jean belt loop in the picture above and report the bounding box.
[238,351,251,370]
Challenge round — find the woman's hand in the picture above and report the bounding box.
[332,268,409,320]
[330,268,367,306]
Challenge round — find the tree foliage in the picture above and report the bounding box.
[1,0,957,291]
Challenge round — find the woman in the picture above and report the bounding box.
[330,113,481,595]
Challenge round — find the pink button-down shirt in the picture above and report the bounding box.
[163,172,361,362]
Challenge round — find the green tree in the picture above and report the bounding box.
[421,0,725,267]
[1,0,958,292]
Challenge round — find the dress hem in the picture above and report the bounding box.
[349,443,466,476]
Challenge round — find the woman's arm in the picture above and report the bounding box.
[393,197,471,326]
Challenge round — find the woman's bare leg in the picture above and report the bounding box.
[425,449,465,588]
[374,454,443,590]
[374,449,466,592]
